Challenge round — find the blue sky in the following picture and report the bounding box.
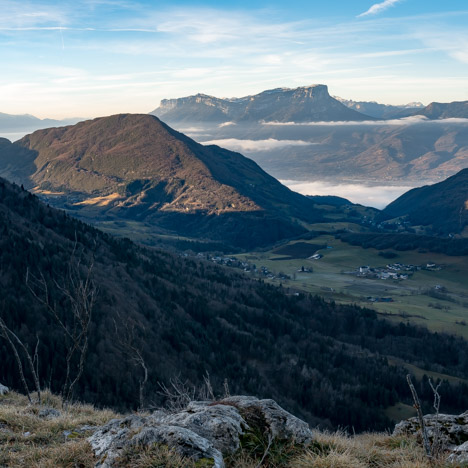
[1,0,467,118]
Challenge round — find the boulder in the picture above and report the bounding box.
[157,401,248,454]
[88,395,313,467]
[393,411,468,449]
[88,413,224,468]
[0,383,9,396]
[220,396,314,445]
[131,426,224,467]
[448,440,468,464]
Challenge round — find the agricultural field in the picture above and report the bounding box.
[235,232,468,338]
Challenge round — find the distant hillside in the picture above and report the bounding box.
[188,118,468,183]
[0,114,346,248]
[0,112,82,137]
[383,168,468,235]
[414,101,468,119]
[151,85,376,124]
[334,98,424,119]
[2,176,468,431]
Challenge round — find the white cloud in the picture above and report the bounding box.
[263,116,468,126]
[358,0,403,18]
[201,138,315,152]
[280,180,417,209]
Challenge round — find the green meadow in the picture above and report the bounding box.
[236,232,468,339]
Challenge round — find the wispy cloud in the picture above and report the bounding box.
[202,138,316,152]
[264,116,468,126]
[358,0,403,18]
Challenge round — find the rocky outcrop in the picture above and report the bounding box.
[0,383,9,396]
[38,407,61,419]
[88,396,313,467]
[394,410,468,462]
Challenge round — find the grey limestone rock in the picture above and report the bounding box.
[131,426,224,467]
[0,383,9,396]
[221,396,313,445]
[447,440,468,463]
[393,411,468,449]
[88,395,313,467]
[38,407,61,419]
[394,410,468,462]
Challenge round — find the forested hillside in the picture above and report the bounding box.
[1,177,468,431]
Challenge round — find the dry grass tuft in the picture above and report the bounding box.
[291,431,454,468]
[0,390,118,468]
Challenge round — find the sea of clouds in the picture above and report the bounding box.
[281,180,418,209]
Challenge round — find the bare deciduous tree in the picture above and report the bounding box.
[113,313,148,411]
[27,244,97,408]
[0,315,41,404]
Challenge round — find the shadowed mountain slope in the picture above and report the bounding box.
[151,85,376,124]
[414,101,468,119]
[0,114,331,248]
[2,176,468,431]
[383,169,468,235]
[334,98,424,119]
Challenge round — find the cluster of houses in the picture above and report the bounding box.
[197,253,290,280]
[351,262,442,281]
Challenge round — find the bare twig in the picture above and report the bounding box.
[429,378,442,457]
[0,317,32,403]
[203,371,215,401]
[255,433,273,468]
[113,313,149,410]
[407,374,431,458]
[157,377,195,412]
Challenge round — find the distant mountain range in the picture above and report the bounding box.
[334,97,424,119]
[152,85,468,124]
[151,85,377,124]
[0,114,369,248]
[415,101,468,120]
[149,86,468,184]
[383,168,468,235]
[0,112,83,136]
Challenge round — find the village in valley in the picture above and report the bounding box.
[347,261,443,281]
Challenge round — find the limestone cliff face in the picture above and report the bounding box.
[152,85,375,123]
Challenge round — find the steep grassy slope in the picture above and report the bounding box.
[383,168,468,234]
[2,177,468,431]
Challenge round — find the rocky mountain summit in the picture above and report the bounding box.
[151,85,375,124]
[414,100,468,119]
[334,97,424,119]
[88,396,313,468]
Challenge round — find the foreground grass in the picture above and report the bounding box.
[0,391,461,467]
[0,390,117,467]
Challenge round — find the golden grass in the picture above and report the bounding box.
[0,390,118,468]
[290,431,454,468]
[74,193,121,206]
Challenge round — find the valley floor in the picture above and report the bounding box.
[0,391,459,468]
[234,229,468,339]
